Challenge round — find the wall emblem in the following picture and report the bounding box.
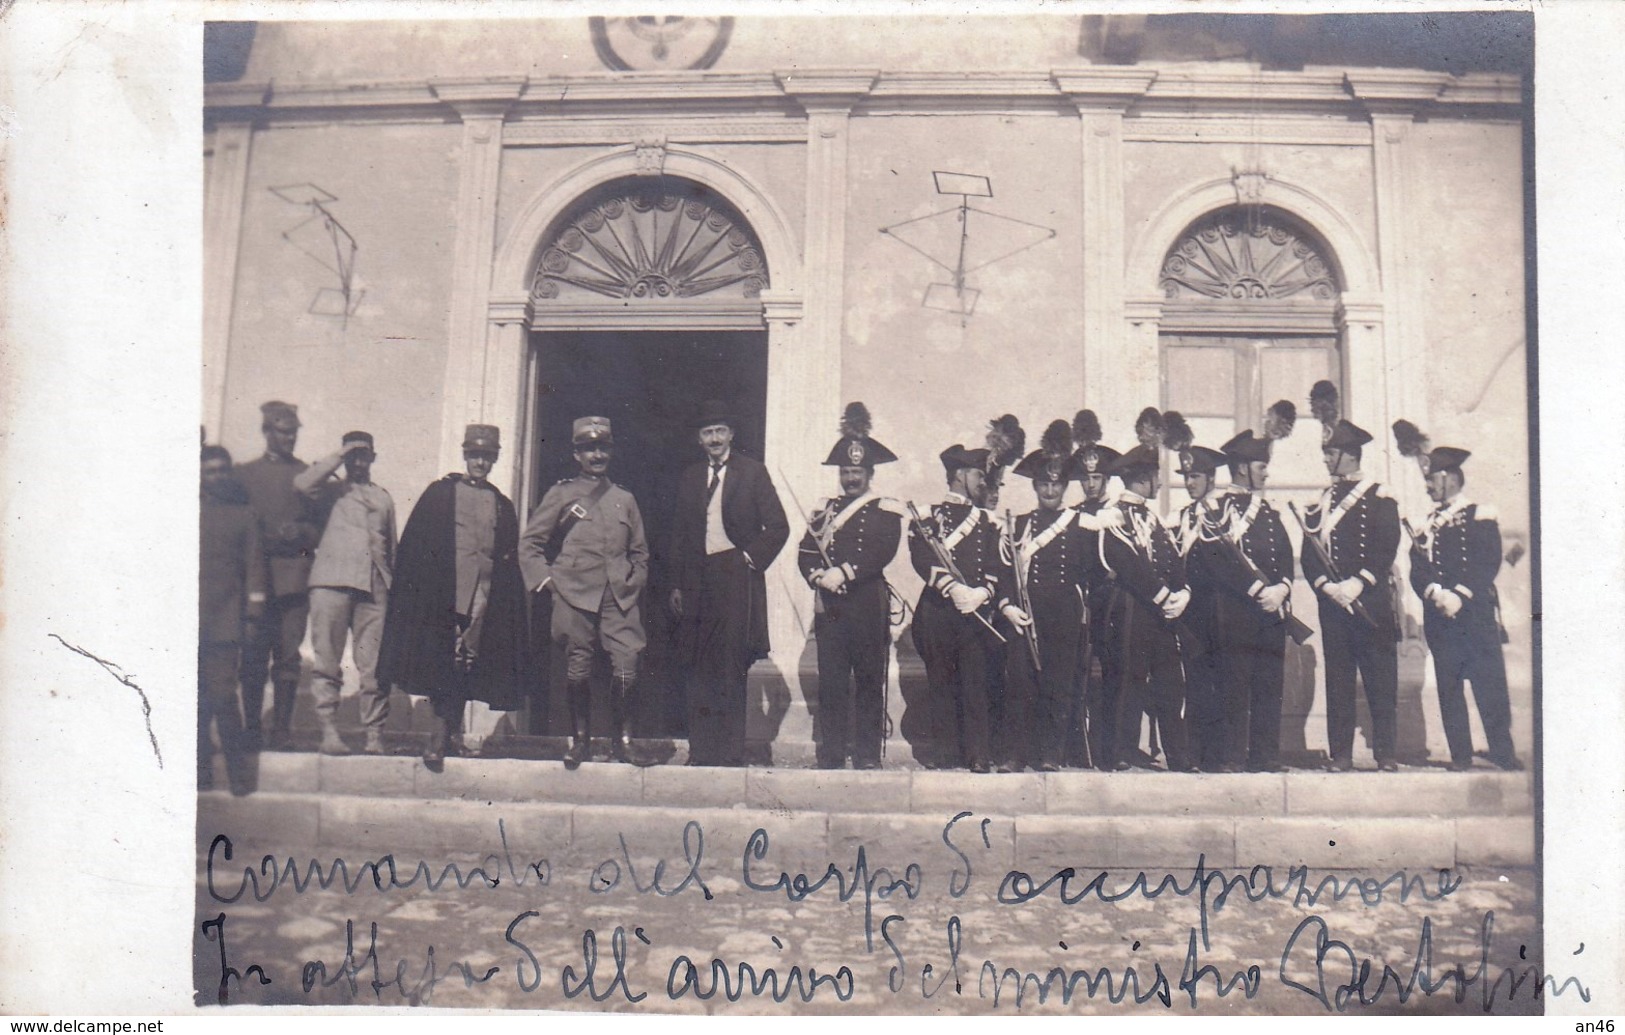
[589,17,733,71]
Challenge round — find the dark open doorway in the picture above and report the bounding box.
[528,329,769,737]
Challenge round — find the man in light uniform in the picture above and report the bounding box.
[521,416,650,768]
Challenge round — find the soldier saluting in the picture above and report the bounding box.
[907,415,1024,772]
[1393,428,1523,772]
[796,403,905,771]
[996,420,1121,771]
[1300,381,1401,772]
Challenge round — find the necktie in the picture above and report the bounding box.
[706,461,723,504]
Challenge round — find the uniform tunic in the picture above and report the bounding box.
[908,494,1006,769]
[1172,495,1226,770]
[797,493,904,768]
[1098,492,1192,772]
[1205,490,1295,769]
[1071,497,1113,768]
[234,452,320,732]
[520,474,650,684]
[1302,475,1401,764]
[295,457,397,730]
[997,507,1096,769]
[1408,497,1516,768]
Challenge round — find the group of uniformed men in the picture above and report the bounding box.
[200,381,1521,792]
[792,382,1522,776]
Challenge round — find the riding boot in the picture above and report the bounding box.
[562,679,591,769]
[610,671,637,764]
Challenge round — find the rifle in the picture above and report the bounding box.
[1287,501,1379,631]
[1003,509,1043,672]
[906,501,1007,644]
[1404,516,1462,624]
[779,470,844,611]
[1213,528,1314,645]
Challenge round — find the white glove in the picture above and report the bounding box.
[950,583,989,615]
[1257,583,1290,614]
[1321,580,1351,608]
[1339,577,1365,602]
[814,568,848,593]
[1162,588,1191,620]
[1001,604,1032,628]
[1436,589,1465,618]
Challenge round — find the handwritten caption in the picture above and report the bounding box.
[199,813,1585,1012]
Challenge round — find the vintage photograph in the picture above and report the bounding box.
[189,10,1549,1014]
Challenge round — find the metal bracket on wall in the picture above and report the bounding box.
[879,171,1056,322]
[269,183,363,325]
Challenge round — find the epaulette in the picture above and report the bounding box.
[442,472,463,481]
[556,476,574,485]
[877,497,907,516]
[1473,502,1499,522]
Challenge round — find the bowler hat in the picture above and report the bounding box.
[693,400,736,429]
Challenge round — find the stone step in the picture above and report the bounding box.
[200,741,1535,875]
[197,782,1533,875]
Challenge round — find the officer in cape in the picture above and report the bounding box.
[796,403,905,770]
[520,416,650,768]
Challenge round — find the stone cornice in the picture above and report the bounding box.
[1344,69,1454,116]
[204,81,272,116]
[203,68,1525,125]
[1051,68,1159,110]
[486,297,534,327]
[430,76,528,119]
[775,69,880,113]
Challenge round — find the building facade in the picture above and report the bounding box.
[204,14,1532,757]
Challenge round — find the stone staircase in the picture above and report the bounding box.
[198,750,1534,877]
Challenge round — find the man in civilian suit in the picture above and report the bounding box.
[668,401,789,767]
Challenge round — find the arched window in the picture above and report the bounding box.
[1157,206,1344,490]
[530,177,768,311]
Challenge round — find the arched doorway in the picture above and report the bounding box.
[525,176,773,739]
[1157,204,1344,492]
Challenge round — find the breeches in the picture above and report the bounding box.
[240,592,308,729]
[552,584,645,684]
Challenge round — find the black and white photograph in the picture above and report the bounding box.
[1,0,1622,1022]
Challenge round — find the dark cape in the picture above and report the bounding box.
[377,474,528,710]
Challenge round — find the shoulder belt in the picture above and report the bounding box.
[1319,477,1375,549]
[941,506,984,553]
[1228,493,1265,542]
[545,478,613,563]
[822,492,877,543]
